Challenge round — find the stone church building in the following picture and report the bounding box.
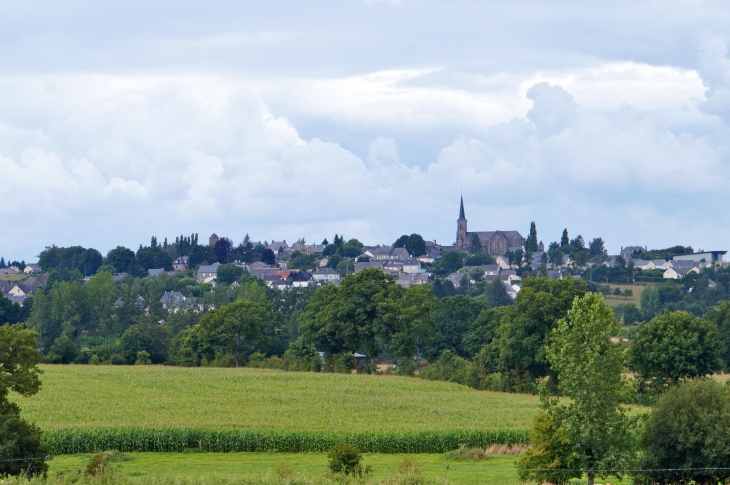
[455,196,525,255]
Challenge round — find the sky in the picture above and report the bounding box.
[2,0,730,261]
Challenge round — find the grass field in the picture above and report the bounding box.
[16,366,539,433]
[47,452,524,485]
[602,283,645,308]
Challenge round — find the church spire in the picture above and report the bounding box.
[458,195,466,220]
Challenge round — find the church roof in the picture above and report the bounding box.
[459,196,466,220]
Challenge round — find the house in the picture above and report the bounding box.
[620,246,647,260]
[503,281,520,299]
[455,196,525,255]
[312,268,341,283]
[354,261,385,273]
[268,241,289,255]
[263,275,290,290]
[3,294,27,306]
[383,260,404,272]
[663,266,700,279]
[672,251,727,263]
[646,259,668,270]
[249,261,271,270]
[0,266,20,276]
[250,267,275,279]
[630,259,651,270]
[24,273,48,287]
[291,271,314,287]
[402,258,421,274]
[447,272,473,287]
[197,262,221,282]
[417,250,440,264]
[160,291,188,309]
[147,268,167,277]
[319,257,329,268]
[7,283,34,297]
[482,264,499,275]
[23,264,41,274]
[365,246,411,261]
[397,273,429,287]
[172,256,189,272]
[666,260,698,270]
[495,255,511,270]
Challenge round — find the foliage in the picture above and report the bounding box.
[328,442,365,475]
[214,237,234,264]
[260,249,276,265]
[216,264,245,286]
[47,336,80,364]
[432,251,466,274]
[431,279,456,299]
[39,245,103,275]
[704,300,730,370]
[634,245,693,261]
[635,378,730,485]
[526,222,538,253]
[0,324,48,478]
[463,253,495,266]
[0,401,49,478]
[467,233,482,254]
[519,293,636,485]
[483,278,513,308]
[119,323,172,365]
[197,299,271,367]
[517,412,575,485]
[299,269,396,361]
[627,310,722,395]
[392,234,427,257]
[485,277,586,388]
[422,296,485,362]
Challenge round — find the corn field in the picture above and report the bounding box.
[44,428,529,454]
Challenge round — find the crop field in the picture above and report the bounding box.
[14,366,539,454]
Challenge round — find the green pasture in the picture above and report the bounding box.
[16,366,540,433]
[48,452,522,485]
[601,283,645,308]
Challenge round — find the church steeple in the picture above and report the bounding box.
[456,195,468,249]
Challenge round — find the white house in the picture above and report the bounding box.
[313,268,341,283]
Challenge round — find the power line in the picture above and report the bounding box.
[0,456,51,464]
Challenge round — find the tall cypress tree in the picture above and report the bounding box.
[560,228,569,247]
[526,222,538,252]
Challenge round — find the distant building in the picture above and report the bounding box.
[197,262,221,282]
[209,233,220,247]
[672,251,727,263]
[620,246,647,260]
[172,256,189,272]
[313,268,341,283]
[455,196,525,255]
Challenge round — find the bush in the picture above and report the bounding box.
[327,441,366,475]
[0,401,49,478]
[418,350,475,387]
[48,336,80,364]
[134,351,152,365]
[635,378,730,485]
[107,354,127,365]
[517,412,577,485]
[334,353,356,373]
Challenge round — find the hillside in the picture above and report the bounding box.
[15,365,540,433]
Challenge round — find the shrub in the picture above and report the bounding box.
[443,445,489,460]
[327,441,365,475]
[89,355,101,365]
[48,336,80,364]
[0,401,49,478]
[418,350,475,387]
[107,354,127,365]
[134,351,152,365]
[334,353,356,373]
[635,378,730,485]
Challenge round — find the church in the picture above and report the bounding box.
[455,196,525,255]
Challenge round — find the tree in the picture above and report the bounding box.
[519,293,636,485]
[548,248,563,267]
[636,378,730,485]
[198,300,270,367]
[119,322,172,365]
[612,287,621,298]
[214,237,233,264]
[484,278,513,308]
[526,222,538,252]
[86,271,117,345]
[705,301,730,370]
[423,295,485,361]
[487,277,587,387]
[640,286,661,321]
[260,248,276,265]
[627,311,722,395]
[622,288,633,298]
[464,253,495,266]
[300,269,396,363]
[433,251,466,273]
[570,235,585,250]
[216,263,245,286]
[0,324,48,477]
[393,234,427,257]
[560,228,569,247]
[468,233,483,254]
[105,246,135,274]
[588,238,606,258]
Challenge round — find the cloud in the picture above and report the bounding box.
[2,40,730,259]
